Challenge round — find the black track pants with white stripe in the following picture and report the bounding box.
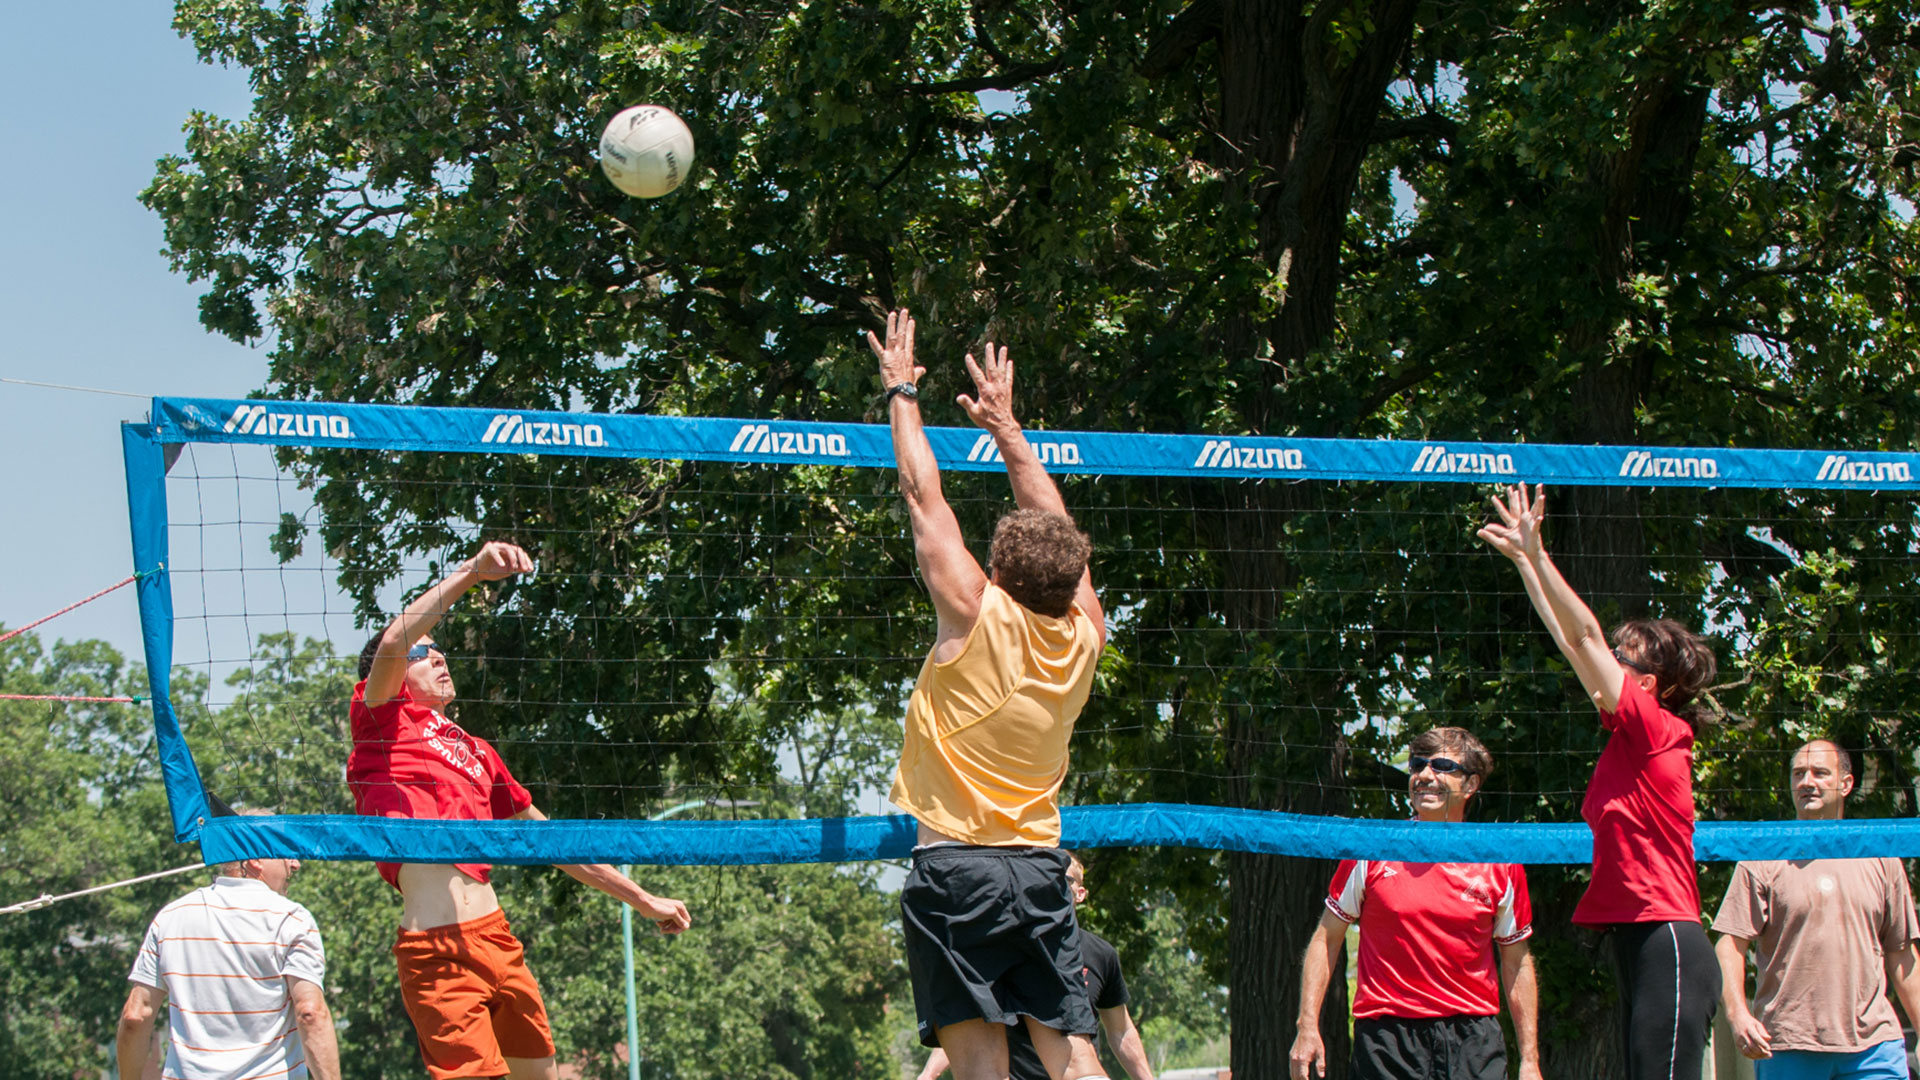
[1605,920,1721,1080]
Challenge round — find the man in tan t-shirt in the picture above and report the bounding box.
[869,309,1109,1080]
[1713,740,1920,1079]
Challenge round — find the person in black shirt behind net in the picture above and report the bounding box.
[914,853,1156,1080]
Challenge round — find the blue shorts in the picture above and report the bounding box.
[1755,1040,1909,1080]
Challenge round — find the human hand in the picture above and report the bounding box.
[1517,1059,1545,1080]
[1288,1029,1326,1080]
[633,892,692,935]
[957,342,1017,434]
[867,309,924,394]
[465,541,533,581]
[1730,1010,1772,1059]
[1475,484,1546,562]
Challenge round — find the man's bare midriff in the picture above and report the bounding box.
[916,821,967,847]
[396,862,502,931]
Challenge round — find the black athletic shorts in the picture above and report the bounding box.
[1352,1014,1508,1080]
[900,844,1096,1048]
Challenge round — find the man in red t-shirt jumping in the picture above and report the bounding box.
[348,540,691,1080]
[1289,727,1541,1080]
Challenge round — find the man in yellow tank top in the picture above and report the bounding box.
[869,308,1110,1080]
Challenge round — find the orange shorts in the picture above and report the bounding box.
[394,909,555,1079]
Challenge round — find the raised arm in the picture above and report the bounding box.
[870,309,990,658]
[363,540,534,705]
[1289,908,1347,1080]
[1477,484,1627,713]
[958,343,1105,645]
[511,804,691,933]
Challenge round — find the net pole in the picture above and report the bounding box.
[623,799,706,1080]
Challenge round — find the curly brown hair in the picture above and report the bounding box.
[989,509,1091,618]
[1612,618,1718,728]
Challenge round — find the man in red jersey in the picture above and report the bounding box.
[349,540,690,1080]
[1289,728,1540,1080]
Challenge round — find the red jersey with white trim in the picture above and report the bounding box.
[1573,675,1700,926]
[347,680,532,890]
[1326,858,1533,1019]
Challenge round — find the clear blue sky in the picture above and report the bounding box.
[1,3,267,664]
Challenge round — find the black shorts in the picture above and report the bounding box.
[900,844,1095,1048]
[1352,1014,1507,1080]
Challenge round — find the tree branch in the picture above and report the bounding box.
[1140,0,1224,79]
[902,58,1065,95]
[1368,111,1461,150]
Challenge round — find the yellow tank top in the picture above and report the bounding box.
[889,583,1101,846]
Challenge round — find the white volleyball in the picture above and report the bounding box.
[598,105,695,198]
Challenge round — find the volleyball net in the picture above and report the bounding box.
[122,397,1920,868]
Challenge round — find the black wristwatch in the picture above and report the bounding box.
[885,382,919,405]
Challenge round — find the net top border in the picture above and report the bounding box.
[144,396,1920,489]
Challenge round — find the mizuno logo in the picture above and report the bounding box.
[1815,455,1914,484]
[967,434,1084,466]
[1192,439,1306,472]
[728,424,850,457]
[1618,451,1719,479]
[480,414,607,448]
[222,404,354,440]
[1410,446,1515,476]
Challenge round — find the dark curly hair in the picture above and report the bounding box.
[989,509,1092,619]
[1612,619,1718,729]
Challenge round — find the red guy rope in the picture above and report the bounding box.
[0,568,156,647]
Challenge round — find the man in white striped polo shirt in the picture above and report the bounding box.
[117,826,339,1080]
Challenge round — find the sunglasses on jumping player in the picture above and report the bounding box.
[1612,648,1652,674]
[407,642,446,662]
[1408,755,1473,776]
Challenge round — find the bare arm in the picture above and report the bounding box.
[1099,1005,1156,1080]
[1716,933,1772,1059]
[913,1046,950,1080]
[957,343,1105,647]
[363,541,534,705]
[1885,943,1920,1033]
[512,805,691,932]
[1289,909,1347,1080]
[1477,484,1626,712]
[116,983,164,1080]
[287,977,341,1080]
[870,309,990,659]
[1497,941,1541,1080]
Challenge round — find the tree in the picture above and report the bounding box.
[144,0,1920,1075]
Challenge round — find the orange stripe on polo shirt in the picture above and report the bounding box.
[173,1026,294,1052]
[165,1062,303,1080]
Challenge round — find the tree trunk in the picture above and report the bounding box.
[1149,0,1424,1074]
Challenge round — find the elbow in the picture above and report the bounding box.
[294,1000,332,1031]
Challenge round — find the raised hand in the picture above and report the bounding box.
[465,541,534,581]
[867,308,924,392]
[957,342,1016,434]
[1476,484,1546,562]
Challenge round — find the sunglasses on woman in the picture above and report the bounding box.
[1612,648,1652,674]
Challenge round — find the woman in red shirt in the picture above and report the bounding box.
[1479,484,1720,1080]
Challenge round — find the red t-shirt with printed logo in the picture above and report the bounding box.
[1572,675,1700,927]
[347,679,533,890]
[1326,858,1532,1019]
